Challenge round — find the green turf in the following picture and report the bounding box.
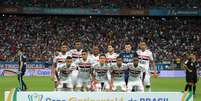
[0,76,200,101]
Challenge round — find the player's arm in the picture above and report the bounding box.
[51,63,56,80]
[183,64,192,72]
[150,60,157,77]
[149,52,157,78]
[91,64,96,80]
[51,55,57,81]
[19,61,23,74]
[108,66,114,91]
[182,61,192,72]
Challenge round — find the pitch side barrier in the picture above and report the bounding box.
[0,6,201,16]
[0,61,200,77]
[0,61,51,76]
[5,90,193,101]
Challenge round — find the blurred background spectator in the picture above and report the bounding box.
[0,15,200,63]
[0,0,200,9]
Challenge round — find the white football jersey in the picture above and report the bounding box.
[53,52,71,69]
[74,57,96,80]
[110,63,127,81]
[68,49,82,62]
[90,54,100,62]
[127,63,144,80]
[59,63,77,80]
[106,52,119,63]
[136,49,153,71]
[92,63,111,82]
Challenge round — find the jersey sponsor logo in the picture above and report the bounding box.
[112,69,124,77]
[129,69,141,77]
[60,68,73,75]
[138,55,150,60]
[78,63,92,72]
[95,68,108,73]
[72,53,81,58]
[56,58,66,63]
[106,58,116,62]
[78,63,92,68]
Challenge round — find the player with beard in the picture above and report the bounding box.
[90,46,100,62]
[106,44,119,64]
[68,40,83,62]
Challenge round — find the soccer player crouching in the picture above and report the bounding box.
[127,57,144,92]
[52,43,70,90]
[110,56,127,91]
[91,54,111,91]
[57,56,77,91]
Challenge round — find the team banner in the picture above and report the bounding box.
[0,69,51,76]
[0,61,51,76]
[159,70,201,77]
[5,91,193,101]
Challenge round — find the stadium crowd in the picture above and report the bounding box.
[0,15,201,63]
[0,0,200,9]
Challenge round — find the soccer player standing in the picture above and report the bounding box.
[106,44,119,64]
[136,41,157,92]
[119,42,137,86]
[18,47,27,91]
[68,40,83,62]
[183,53,200,96]
[119,42,136,63]
[90,46,100,62]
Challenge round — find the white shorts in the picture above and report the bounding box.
[127,78,144,92]
[112,81,127,91]
[71,70,79,85]
[143,71,151,86]
[77,78,91,88]
[57,77,73,89]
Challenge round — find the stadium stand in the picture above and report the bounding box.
[0,0,200,9]
[0,15,200,63]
